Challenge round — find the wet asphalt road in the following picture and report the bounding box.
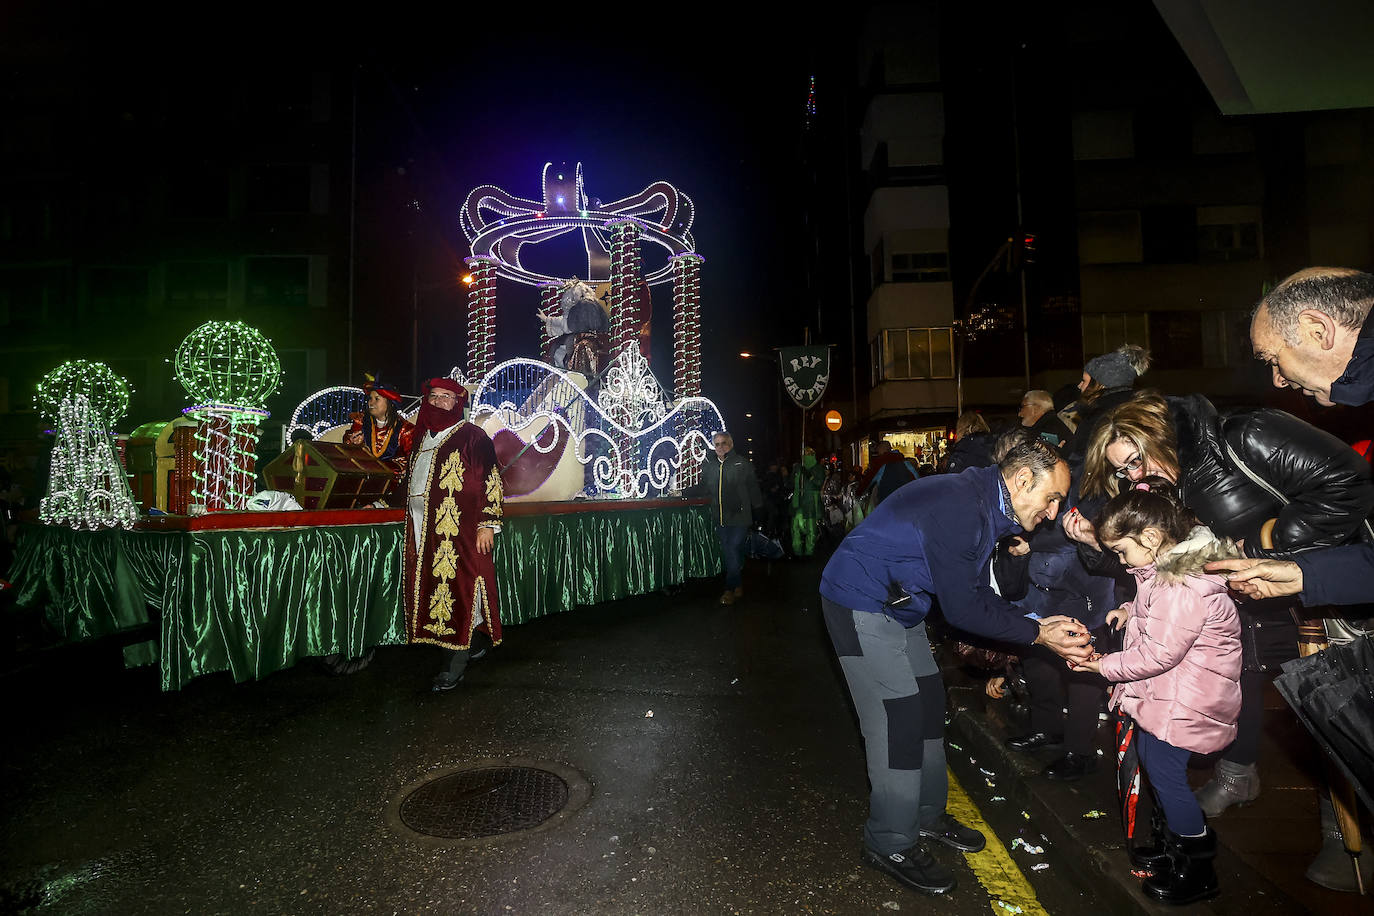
[2,553,1102,915]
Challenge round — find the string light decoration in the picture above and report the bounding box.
[36,362,140,529]
[671,252,705,488]
[804,75,817,127]
[464,255,499,378]
[173,320,282,511]
[470,356,724,499]
[286,385,423,440]
[537,280,562,359]
[459,162,696,287]
[608,219,648,356]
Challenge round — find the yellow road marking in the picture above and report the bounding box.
[945,768,1050,916]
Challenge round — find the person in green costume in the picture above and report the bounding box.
[791,448,826,556]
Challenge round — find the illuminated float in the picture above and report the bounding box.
[289,162,721,501]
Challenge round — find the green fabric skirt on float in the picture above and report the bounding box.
[9,503,720,690]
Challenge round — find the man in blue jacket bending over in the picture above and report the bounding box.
[820,437,1093,897]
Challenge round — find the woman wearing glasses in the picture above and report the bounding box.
[1065,391,1373,846]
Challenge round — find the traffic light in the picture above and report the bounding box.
[1009,231,1038,270]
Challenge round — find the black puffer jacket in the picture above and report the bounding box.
[1169,394,1374,559]
[946,432,996,474]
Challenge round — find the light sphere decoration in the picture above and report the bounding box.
[34,360,131,427]
[174,320,282,410]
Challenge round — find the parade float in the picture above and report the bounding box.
[9,163,726,689]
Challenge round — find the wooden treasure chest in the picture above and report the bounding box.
[261,440,401,510]
[126,418,200,514]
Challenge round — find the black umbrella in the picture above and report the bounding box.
[1115,710,1143,843]
[1274,636,1374,814]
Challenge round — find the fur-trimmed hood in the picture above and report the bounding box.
[1151,525,1241,584]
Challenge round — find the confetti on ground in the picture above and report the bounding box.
[1096,749,1104,756]
[881,903,900,911]
[644,710,654,718]
[994,900,1024,914]
[1039,834,1050,844]
[979,767,996,776]
[949,743,963,751]
[730,679,738,685]
[990,796,1006,802]
[1021,811,1031,820]
[985,779,997,788]
[1031,864,1050,872]
[1083,810,1107,819]
[1130,869,1153,879]
[1011,839,1044,854]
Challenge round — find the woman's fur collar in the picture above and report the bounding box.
[1153,525,1241,583]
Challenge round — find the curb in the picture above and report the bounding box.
[943,680,1298,915]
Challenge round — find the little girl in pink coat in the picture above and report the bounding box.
[1074,487,1242,907]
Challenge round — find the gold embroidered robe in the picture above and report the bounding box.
[403,421,504,650]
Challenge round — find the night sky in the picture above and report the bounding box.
[2,7,852,461]
[344,20,851,460]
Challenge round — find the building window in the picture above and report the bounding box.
[247,164,310,214]
[88,267,149,316]
[168,165,230,219]
[879,328,955,380]
[1078,210,1143,264]
[1196,206,1262,263]
[1072,110,1134,160]
[1082,312,1148,361]
[245,257,309,309]
[166,261,229,310]
[0,266,66,329]
[891,251,949,283]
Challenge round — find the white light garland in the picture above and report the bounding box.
[41,394,140,530]
[459,162,696,287]
[470,354,724,498]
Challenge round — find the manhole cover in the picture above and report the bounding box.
[398,765,572,839]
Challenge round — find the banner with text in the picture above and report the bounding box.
[779,346,830,410]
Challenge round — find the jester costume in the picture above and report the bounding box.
[404,379,504,665]
[346,377,415,463]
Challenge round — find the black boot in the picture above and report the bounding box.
[1143,827,1220,905]
[432,647,470,692]
[1129,805,1171,874]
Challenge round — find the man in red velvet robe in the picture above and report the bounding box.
[404,377,504,691]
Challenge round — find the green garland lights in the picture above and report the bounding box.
[34,360,132,427]
[174,320,282,410]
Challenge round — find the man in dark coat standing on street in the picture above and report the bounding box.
[820,438,1093,897]
[698,431,764,606]
[1211,267,1374,607]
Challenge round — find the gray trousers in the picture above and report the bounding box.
[822,597,947,856]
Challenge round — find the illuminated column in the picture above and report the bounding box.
[671,252,705,489]
[464,255,499,378]
[190,410,265,511]
[174,320,282,512]
[607,219,644,358]
[537,279,562,362]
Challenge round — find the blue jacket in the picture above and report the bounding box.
[1296,542,1374,606]
[820,465,1041,645]
[1332,311,1374,407]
